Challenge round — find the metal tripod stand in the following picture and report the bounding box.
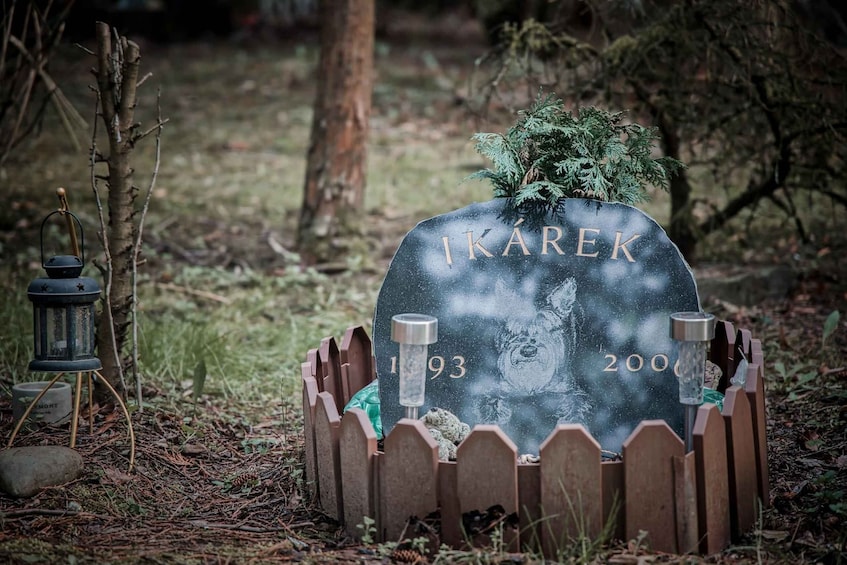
[7,371,136,472]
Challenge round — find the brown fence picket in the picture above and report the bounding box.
[380,419,439,542]
[341,326,375,399]
[301,363,319,499]
[602,461,625,542]
[722,386,757,541]
[315,391,343,521]
[372,451,383,541]
[438,461,462,548]
[539,425,602,558]
[320,337,343,411]
[711,321,735,392]
[745,363,770,509]
[623,420,685,553]
[518,463,542,553]
[457,425,520,551]
[340,408,378,539]
[693,403,730,554]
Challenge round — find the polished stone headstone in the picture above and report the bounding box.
[374,198,700,453]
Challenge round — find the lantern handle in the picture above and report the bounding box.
[39,210,86,268]
[56,187,80,257]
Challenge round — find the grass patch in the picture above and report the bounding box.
[137,264,379,406]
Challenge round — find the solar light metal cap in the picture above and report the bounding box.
[391,314,438,345]
[670,311,716,342]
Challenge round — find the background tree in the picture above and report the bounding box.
[297,0,375,267]
[472,0,847,262]
[91,22,164,401]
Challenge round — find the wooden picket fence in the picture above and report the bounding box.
[301,321,769,556]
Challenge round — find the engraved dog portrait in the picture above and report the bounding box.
[478,277,590,436]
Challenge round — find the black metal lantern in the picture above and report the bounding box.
[27,210,102,373]
[11,193,134,472]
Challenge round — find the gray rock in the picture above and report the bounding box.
[0,446,84,498]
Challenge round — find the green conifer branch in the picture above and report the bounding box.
[470,94,684,208]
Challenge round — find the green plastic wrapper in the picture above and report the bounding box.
[343,380,383,439]
[703,387,724,412]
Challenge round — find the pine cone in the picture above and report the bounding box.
[391,548,424,563]
[232,472,259,488]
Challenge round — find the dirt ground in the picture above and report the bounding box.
[1,8,846,564]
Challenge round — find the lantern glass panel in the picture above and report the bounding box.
[46,306,69,359]
[72,304,95,358]
[33,308,43,358]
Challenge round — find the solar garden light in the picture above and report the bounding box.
[670,311,716,452]
[391,313,438,420]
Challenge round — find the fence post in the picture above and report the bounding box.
[319,337,343,411]
[710,321,734,391]
[438,461,462,548]
[673,451,699,553]
[602,460,625,542]
[745,363,770,509]
[734,328,752,374]
[518,463,542,554]
[308,348,319,378]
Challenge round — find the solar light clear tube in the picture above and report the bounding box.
[670,311,715,453]
[391,313,438,421]
[677,340,707,405]
[398,343,428,407]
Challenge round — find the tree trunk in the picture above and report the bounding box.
[94,22,140,391]
[297,0,375,266]
[656,112,697,264]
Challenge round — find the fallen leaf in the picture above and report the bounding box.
[759,530,789,542]
[102,467,133,485]
[798,458,823,468]
[607,556,640,564]
[162,451,192,466]
[805,438,824,451]
[182,443,207,456]
[224,140,251,152]
[802,429,824,451]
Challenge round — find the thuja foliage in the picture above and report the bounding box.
[470,94,682,208]
[471,0,847,260]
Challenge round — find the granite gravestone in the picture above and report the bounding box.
[374,198,701,454]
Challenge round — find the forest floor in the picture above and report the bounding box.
[1,7,846,564]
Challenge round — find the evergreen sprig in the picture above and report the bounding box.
[470,94,683,207]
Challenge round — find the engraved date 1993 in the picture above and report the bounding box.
[390,355,467,379]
